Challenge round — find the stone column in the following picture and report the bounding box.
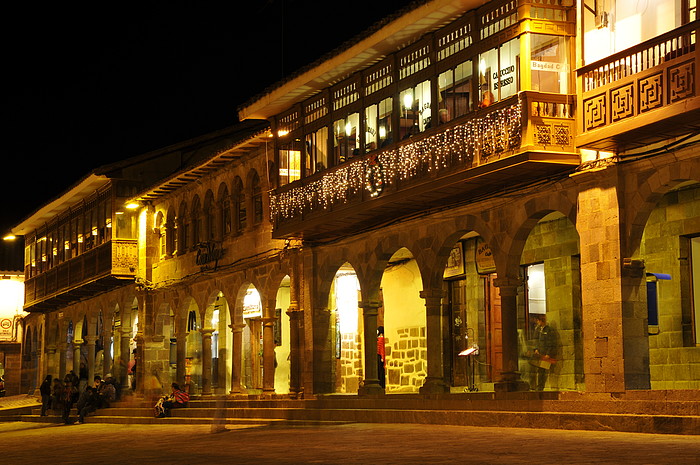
[358,300,383,395]
[419,289,449,394]
[200,328,214,395]
[175,327,187,386]
[261,310,276,395]
[58,342,67,380]
[286,302,303,398]
[73,340,82,376]
[47,345,57,378]
[493,277,529,392]
[103,326,113,377]
[84,335,98,385]
[118,327,131,391]
[229,323,245,394]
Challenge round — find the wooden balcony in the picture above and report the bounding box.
[577,22,700,151]
[270,91,579,240]
[23,239,138,312]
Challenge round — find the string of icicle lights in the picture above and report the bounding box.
[270,100,522,221]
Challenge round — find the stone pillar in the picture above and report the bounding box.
[175,327,187,386]
[200,328,214,395]
[228,323,245,394]
[84,335,98,385]
[577,174,647,392]
[133,333,144,395]
[103,326,113,377]
[73,340,82,376]
[286,302,303,398]
[418,290,449,394]
[47,345,57,378]
[261,310,276,395]
[493,277,529,392]
[118,327,131,391]
[58,342,67,380]
[358,300,383,395]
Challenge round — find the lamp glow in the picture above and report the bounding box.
[2,234,16,241]
[403,92,413,109]
[125,202,140,210]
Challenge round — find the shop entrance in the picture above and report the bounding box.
[484,273,502,382]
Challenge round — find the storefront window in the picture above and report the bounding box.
[400,80,431,140]
[333,112,360,164]
[304,127,328,176]
[530,34,570,94]
[438,60,472,124]
[364,97,393,152]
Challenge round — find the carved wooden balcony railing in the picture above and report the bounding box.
[270,91,578,240]
[577,21,700,150]
[24,239,137,312]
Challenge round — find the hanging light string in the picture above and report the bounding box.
[270,100,522,221]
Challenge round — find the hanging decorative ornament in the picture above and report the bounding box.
[365,154,385,198]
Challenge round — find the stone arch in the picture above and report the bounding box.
[177,199,189,253]
[626,159,700,257]
[498,194,577,279]
[191,194,202,245]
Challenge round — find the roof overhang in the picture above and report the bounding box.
[129,127,273,204]
[12,173,110,236]
[238,0,482,121]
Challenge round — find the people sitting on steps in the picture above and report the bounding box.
[155,383,190,418]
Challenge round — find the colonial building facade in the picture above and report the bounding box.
[14,0,700,400]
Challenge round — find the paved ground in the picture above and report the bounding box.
[0,421,698,464]
[0,394,40,410]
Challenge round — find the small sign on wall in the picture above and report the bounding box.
[475,237,496,274]
[0,318,13,341]
[443,242,465,278]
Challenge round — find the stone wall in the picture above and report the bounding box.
[339,331,362,393]
[640,184,700,389]
[385,326,427,393]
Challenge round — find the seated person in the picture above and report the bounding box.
[75,386,99,424]
[156,383,190,418]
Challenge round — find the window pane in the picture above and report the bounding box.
[305,127,328,175]
[478,48,498,108]
[531,34,570,94]
[498,37,519,100]
[378,97,392,148]
[364,104,378,152]
[400,80,431,139]
[279,141,301,185]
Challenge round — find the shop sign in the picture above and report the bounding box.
[0,318,13,341]
[531,61,569,72]
[475,238,496,274]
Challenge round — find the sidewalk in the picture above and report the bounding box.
[0,394,40,411]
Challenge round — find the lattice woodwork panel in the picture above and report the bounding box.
[553,124,572,146]
[668,60,695,104]
[611,84,635,123]
[534,124,551,145]
[584,94,607,131]
[639,73,663,113]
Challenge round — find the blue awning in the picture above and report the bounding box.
[646,272,671,280]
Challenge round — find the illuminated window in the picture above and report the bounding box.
[304,127,329,175]
[399,80,431,140]
[279,139,302,186]
[364,97,393,152]
[531,34,570,94]
[333,112,360,164]
[438,60,472,124]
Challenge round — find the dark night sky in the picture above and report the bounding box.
[2,1,416,235]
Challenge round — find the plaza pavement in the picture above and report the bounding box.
[1,420,699,465]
